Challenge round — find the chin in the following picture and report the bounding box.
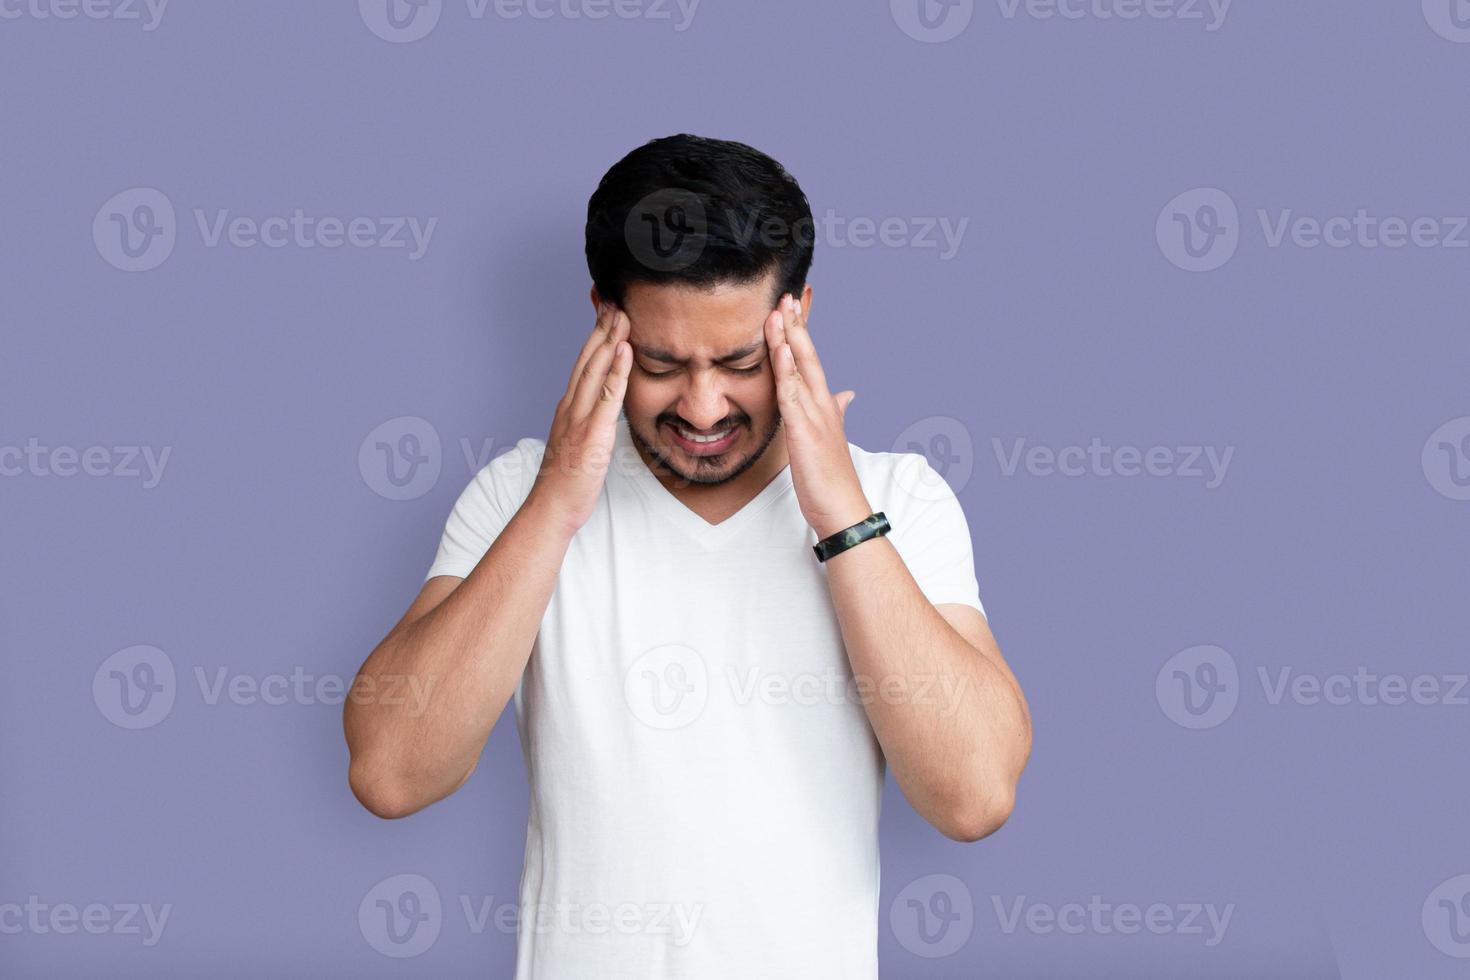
[661,433,747,485]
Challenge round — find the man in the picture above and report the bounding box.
[343,134,1031,979]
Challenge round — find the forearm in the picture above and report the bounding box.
[345,492,575,817]
[822,529,1030,840]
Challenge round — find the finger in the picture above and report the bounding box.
[564,301,618,403]
[591,338,632,425]
[836,390,856,417]
[767,311,808,417]
[564,302,619,403]
[780,294,830,398]
[570,308,629,418]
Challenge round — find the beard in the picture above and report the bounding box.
[626,411,783,488]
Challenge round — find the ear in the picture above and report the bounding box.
[799,283,813,319]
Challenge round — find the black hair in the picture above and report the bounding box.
[584,134,814,309]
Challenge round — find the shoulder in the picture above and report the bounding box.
[847,440,955,510]
[458,436,546,510]
[472,435,544,480]
[847,439,973,546]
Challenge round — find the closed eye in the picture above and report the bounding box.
[639,362,764,378]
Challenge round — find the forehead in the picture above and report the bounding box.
[622,276,775,352]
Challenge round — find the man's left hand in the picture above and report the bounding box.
[766,292,875,540]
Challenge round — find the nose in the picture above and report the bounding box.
[675,369,732,431]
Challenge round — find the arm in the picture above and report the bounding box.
[344,298,632,820]
[818,516,1031,842]
[343,491,577,819]
[762,290,1030,842]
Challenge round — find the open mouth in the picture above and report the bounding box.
[665,422,742,457]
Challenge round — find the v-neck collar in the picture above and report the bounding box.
[613,418,795,545]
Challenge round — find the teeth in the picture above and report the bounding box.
[676,426,733,444]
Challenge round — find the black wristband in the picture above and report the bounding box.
[812,512,890,563]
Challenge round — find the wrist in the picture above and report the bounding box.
[809,498,876,540]
[522,487,584,542]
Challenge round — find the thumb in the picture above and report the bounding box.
[837,390,857,416]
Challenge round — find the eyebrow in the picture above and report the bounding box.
[631,339,767,366]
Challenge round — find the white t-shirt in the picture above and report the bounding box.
[426,417,985,980]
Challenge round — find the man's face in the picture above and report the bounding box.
[614,272,790,488]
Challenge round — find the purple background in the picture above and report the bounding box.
[3,1,1467,976]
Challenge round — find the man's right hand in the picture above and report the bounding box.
[530,300,632,534]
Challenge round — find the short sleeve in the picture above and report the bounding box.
[883,452,986,617]
[424,437,543,582]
